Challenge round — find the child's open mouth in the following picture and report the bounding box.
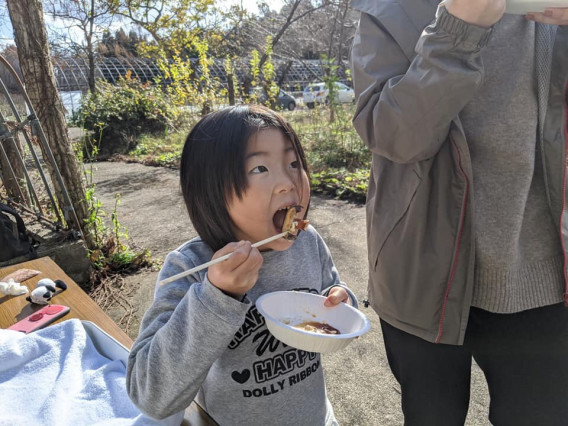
[272,205,309,241]
[273,205,301,232]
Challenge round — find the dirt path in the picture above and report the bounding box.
[92,161,489,425]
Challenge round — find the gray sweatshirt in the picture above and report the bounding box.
[126,225,352,425]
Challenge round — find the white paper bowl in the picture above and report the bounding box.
[505,0,568,14]
[255,291,371,353]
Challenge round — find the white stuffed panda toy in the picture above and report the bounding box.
[26,278,67,305]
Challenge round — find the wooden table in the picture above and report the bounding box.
[0,256,132,348]
[0,256,217,425]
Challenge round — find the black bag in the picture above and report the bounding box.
[0,202,38,262]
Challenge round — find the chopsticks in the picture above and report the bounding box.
[159,231,289,286]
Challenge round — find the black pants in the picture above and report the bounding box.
[380,303,568,426]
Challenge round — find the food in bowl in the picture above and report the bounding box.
[255,291,370,353]
[293,321,341,335]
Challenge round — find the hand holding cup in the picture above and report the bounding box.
[442,0,506,27]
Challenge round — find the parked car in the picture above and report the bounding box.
[249,87,297,111]
[303,82,355,109]
[275,90,297,111]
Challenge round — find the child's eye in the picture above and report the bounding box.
[290,160,300,169]
[250,165,268,174]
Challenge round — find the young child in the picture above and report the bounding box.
[126,104,357,425]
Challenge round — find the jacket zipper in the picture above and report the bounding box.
[436,138,469,343]
[561,82,568,305]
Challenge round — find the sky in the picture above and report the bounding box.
[0,0,285,48]
[236,0,284,14]
[0,4,12,47]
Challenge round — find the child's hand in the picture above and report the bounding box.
[324,286,349,307]
[208,241,263,299]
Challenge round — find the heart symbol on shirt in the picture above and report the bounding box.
[231,369,251,384]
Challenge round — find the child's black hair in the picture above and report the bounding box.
[180,104,310,251]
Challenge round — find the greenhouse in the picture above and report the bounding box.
[52,56,350,92]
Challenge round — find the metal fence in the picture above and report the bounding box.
[53,56,351,93]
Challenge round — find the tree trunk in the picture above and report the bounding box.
[0,120,30,204]
[277,61,293,90]
[258,0,303,71]
[335,0,351,64]
[87,0,96,94]
[243,76,252,100]
[6,0,95,248]
[87,40,96,94]
[227,73,235,106]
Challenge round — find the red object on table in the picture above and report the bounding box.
[7,304,70,333]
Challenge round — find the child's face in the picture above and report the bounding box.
[228,128,310,251]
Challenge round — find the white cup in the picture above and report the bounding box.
[505,0,568,14]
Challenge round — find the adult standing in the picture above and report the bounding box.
[350,0,568,424]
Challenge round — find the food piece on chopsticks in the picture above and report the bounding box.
[160,207,310,286]
[281,205,299,233]
[280,205,309,241]
[285,217,309,238]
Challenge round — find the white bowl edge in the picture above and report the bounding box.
[255,291,371,353]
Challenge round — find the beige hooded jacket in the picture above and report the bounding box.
[350,0,568,344]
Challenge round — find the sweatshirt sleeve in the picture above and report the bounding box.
[351,5,493,164]
[126,249,251,420]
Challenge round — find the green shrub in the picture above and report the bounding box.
[78,73,180,158]
[304,132,370,171]
[311,168,369,203]
[299,111,371,172]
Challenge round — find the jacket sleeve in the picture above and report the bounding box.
[351,6,493,164]
[126,250,250,420]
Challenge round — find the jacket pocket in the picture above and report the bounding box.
[367,165,422,270]
[369,139,469,340]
